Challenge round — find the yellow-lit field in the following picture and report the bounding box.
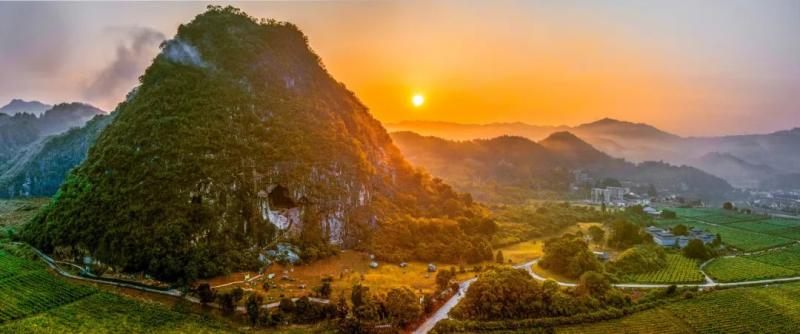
[210,239,549,304]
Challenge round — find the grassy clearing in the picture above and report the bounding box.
[705,257,795,282]
[624,254,704,284]
[557,282,800,333]
[208,236,550,304]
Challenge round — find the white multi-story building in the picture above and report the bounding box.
[591,187,629,205]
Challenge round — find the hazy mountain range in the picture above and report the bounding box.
[386,119,800,189]
[391,131,733,203]
[0,102,104,165]
[0,99,52,116]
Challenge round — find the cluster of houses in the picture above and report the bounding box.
[645,226,715,248]
[590,186,651,207]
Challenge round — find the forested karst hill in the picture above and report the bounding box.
[23,6,487,283]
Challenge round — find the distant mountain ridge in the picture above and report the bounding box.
[386,119,800,189]
[0,112,116,198]
[390,131,733,203]
[0,102,104,165]
[0,99,52,116]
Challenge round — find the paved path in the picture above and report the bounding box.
[411,277,476,334]
[20,243,329,312]
[412,261,535,334]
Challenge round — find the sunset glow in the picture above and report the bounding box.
[412,94,425,107]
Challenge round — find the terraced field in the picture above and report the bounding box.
[705,256,795,282]
[0,245,237,333]
[557,308,691,334]
[625,254,704,284]
[0,293,235,333]
[0,250,43,280]
[557,282,800,333]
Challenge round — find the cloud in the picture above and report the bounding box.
[83,27,165,106]
[163,39,208,68]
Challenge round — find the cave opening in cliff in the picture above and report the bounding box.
[269,185,296,209]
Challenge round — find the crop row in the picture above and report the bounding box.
[0,270,96,323]
[666,285,800,333]
[626,254,703,284]
[558,282,800,333]
[0,251,43,280]
[704,257,795,282]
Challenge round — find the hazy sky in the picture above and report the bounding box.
[0,1,798,136]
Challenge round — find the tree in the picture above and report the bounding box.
[606,219,645,249]
[576,271,611,298]
[661,209,677,219]
[450,267,542,320]
[435,269,454,291]
[218,292,236,315]
[540,234,602,279]
[315,277,332,299]
[672,224,689,236]
[722,202,734,210]
[587,226,605,244]
[231,287,245,303]
[711,233,722,247]
[495,250,505,264]
[351,284,370,309]
[197,283,215,306]
[335,291,350,318]
[683,239,709,260]
[278,297,295,314]
[385,287,421,327]
[246,293,263,325]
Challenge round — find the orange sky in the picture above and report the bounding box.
[1,1,798,136]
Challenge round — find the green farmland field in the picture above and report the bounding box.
[749,245,800,272]
[0,245,237,333]
[705,257,796,282]
[625,254,704,284]
[557,282,800,333]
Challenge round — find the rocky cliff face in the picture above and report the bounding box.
[23,6,481,282]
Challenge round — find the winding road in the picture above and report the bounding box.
[19,241,800,333]
[412,258,800,333]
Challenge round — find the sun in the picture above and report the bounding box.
[411,94,425,107]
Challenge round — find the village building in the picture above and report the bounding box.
[645,226,715,248]
[591,187,629,206]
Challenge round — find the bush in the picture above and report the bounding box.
[385,287,421,327]
[683,239,709,260]
[608,244,666,275]
[539,234,602,279]
[197,283,215,305]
